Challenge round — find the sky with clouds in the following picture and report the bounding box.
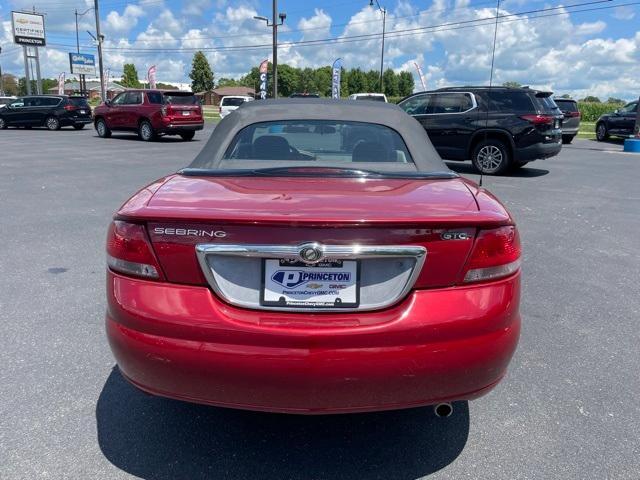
[0,0,639,99]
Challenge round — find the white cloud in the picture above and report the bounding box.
[612,6,636,20]
[1,0,639,99]
[574,21,606,36]
[105,5,145,33]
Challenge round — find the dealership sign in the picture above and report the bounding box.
[331,58,342,99]
[69,53,96,75]
[259,59,268,100]
[11,11,46,46]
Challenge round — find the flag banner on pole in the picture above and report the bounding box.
[331,58,342,99]
[259,59,269,99]
[148,65,157,89]
[105,68,111,87]
[57,72,65,95]
[413,62,426,91]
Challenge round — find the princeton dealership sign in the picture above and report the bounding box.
[69,53,96,75]
[11,11,46,46]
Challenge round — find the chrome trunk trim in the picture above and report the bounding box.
[196,243,427,312]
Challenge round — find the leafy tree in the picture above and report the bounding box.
[582,95,601,103]
[189,51,214,93]
[347,68,368,94]
[558,94,571,99]
[382,68,399,97]
[121,64,141,88]
[236,63,415,98]
[606,97,624,104]
[340,68,349,96]
[365,70,380,92]
[217,77,242,88]
[18,77,57,95]
[277,64,299,97]
[1,73,19,95]
[397,71,415,97]
[155,82,178,90]
[314,66,332,97]
[502,81,522,88]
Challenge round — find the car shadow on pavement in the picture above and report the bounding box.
[96,367,470,480]
[445,162,550,178]
[101,134,201,143]
[563,138,624,151]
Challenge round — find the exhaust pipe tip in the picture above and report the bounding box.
[434,402,453,418]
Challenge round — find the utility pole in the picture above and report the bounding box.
[369,0,386,93]
[254,2,286,98]
[93,0,106,101]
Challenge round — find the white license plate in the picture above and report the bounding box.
[261,259,359,308]
[79,110,86,114]
[182,110,190,116]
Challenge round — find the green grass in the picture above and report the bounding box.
[577,121,596,139]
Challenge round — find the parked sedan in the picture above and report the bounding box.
[0,95,92,130]
[596,100,639,141]
[106,99,521,415]
[93,90,204,141]
[554,98,581,144]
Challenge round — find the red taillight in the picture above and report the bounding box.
[462,226,521,283]
[520,114,554,125]
[566,111,581,118]
[64,104,76,111]
[106,221,163,280]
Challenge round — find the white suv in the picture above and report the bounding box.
[348,93,388,103]
[219,95,254,118]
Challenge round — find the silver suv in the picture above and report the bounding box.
[554,98,581,144]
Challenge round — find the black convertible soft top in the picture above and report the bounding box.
[188,98,448,173]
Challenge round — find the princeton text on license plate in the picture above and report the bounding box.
[261,259,359,308]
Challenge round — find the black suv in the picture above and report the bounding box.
[0,95,92,131]
[398,86,563,174]
[595,100,638,141]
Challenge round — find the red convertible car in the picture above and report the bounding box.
[106,99,521,415]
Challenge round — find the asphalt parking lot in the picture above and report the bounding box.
[1,125,639,480]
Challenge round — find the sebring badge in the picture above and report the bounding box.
[154,227,227,238]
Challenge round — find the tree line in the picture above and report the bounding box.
[187,51,414,98]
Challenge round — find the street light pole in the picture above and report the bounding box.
[272,0,278,98]
[75,8,93,96]
[254,2,286,99]
[369,0,386,93]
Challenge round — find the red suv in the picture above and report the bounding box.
[93,90,204,141]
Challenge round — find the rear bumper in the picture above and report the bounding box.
[514,139,562,162]
[106,271,521,414]
[158,119,204,134]
[562,126,579,135]
[61,116,92,126]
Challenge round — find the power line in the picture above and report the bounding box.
[61,0,621,53]
[38,0,500,47]
[2,0,635,58]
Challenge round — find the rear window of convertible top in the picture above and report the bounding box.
[222,120,414,164]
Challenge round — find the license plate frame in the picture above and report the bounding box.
[260,259,360,309]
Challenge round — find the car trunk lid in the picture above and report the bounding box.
[119,175,511,297]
